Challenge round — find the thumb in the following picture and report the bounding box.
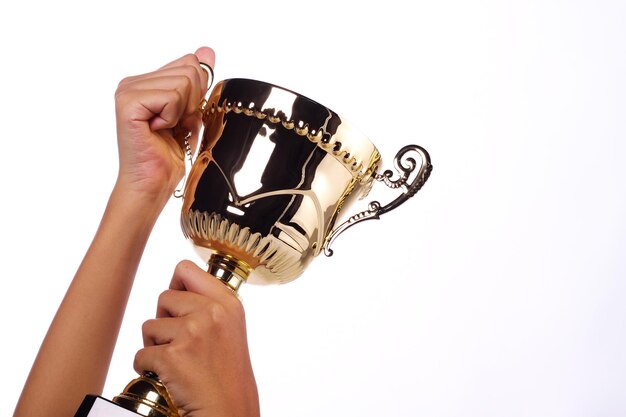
[170,260,226,298]
[195,46,216,69]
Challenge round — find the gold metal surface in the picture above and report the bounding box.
[181,78,431,286]
[207,251,251,292]
[113,373,179,417]
[182,79,384,285]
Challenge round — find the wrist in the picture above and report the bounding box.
[105,182,169,236]
[111,177,175,219]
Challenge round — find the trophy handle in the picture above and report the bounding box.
[323,144,432,256]
[197,63,215,114]
[174,63,215,198]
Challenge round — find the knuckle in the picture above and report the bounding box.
[173,260,196,284]
[221,294,244,319]
[162,343,178,361]
[180,64,197,78]
[175,259,193,274]
[157,289,172,306]
[181,316,202,338]
[160,89,182,110]
[170,73,192,92]
[181,53,200,66]
[206,302,229,328]
[115,76,139,99]
[203,290,244,322]
[230,298,246,319]
[173,88,185,105]
[219,287,245,315]
[181,65,201,86]
[113,88,130,108]
[141,319,151,334]
[132,349,145,373]
[116,76,133,90]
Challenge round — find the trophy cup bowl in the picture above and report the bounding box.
[77,76,432,417]
[180,78,432,292]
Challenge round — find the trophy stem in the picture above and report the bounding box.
[207,251,252,293]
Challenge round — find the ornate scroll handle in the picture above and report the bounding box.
[323,144,432,256]
[197,63,215,115]
[174,63,215,198]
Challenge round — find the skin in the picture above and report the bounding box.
[13,47,260,417]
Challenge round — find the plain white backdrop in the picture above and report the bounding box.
[2,0,625,416]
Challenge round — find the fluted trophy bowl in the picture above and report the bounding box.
[180,78,432,291]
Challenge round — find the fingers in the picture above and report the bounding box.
[115,47,215,132]
[133,342,174,377]
[142,317,178,346]
[116,73,201,131]
[195,46,216,69]
[117,71,202,117]
[159,52,210,89]
[143,294,234,347]
[155,288,211,318]
[167,260,239,302]
[134,258,255,415]
[159,47,215,91]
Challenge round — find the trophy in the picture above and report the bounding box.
[75,69,432,417]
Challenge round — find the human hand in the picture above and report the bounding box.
[113,47,215,206]
[134,260,260,417]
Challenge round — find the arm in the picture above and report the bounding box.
[13,47,215,417]
[14,182,165,417]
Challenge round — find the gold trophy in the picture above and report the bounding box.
[75,69,432,417]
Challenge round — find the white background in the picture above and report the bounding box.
[2,1,625,416]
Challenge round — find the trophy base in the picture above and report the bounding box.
[75,373,179,417]
[74,395,142,417]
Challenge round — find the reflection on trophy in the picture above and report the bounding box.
[75,74,432,417]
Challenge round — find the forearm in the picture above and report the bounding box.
[14,183,167,417]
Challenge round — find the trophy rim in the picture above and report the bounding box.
[209,77,381,178]
[219,77,341,116]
